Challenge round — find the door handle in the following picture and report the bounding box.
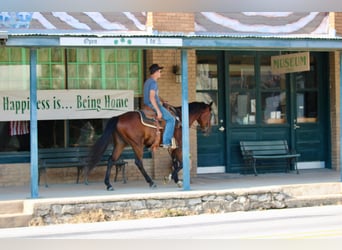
[219,126,225,132]
[294,124,300,129]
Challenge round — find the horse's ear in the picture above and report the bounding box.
[209,101,213,107]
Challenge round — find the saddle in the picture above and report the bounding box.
[137,104,181,150]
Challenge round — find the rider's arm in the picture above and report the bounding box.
[149,89,162,119]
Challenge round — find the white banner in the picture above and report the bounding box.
[60,37,183,47]
[0,90,134,121]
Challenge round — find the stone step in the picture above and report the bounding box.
[282,183,342,197]
[0,213,32,228]
[0,200,24,214]
[286,194,342,208]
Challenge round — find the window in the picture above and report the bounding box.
[0,47,143,154]
[196,55,219,125]
[229,54,256,125]
[228,52,287,126]
[260,55,287,124]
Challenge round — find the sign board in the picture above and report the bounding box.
[0,90,133,121]
[271,52,310,74]
[60,37,183,47]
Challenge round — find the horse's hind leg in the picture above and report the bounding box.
[134,157,156,188]
[104,157,114,191]
[104,141,125,191]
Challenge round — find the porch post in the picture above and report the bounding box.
[340,51,342,182]
[181,49,190,190]
[30,48,39,198]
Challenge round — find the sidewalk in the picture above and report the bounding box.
[0,168,340,201]
[0,168,341,228]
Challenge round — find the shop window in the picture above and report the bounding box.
[196,57,219,125]
[0,47,143,155]
[228,53,288,126]
[294,57,318,123]
[260,55,287,124]
[229,54,256,125]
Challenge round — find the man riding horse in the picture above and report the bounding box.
[143,64,177,149]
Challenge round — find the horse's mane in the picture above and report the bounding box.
[174,101,211,115]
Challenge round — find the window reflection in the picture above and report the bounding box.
[229,55,256,125]
[297,92,318,123]
[262,92,286,124]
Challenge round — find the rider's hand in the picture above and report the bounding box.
[157,110,162,119]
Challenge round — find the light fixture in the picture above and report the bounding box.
[173,50,181,83]
[172,65,181,83]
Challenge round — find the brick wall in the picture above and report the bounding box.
[0,163,30,187]
[150,13,194,33]
[330,12,342,171]
[145,13,198,181]
[334,12,342,35]
[329,52,340,171]
[145,48,198,181]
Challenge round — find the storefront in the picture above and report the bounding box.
[194,50,330,174]
[1,12,342,196]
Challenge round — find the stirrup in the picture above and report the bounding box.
[171,138,177,149]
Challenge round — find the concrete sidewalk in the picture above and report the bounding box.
[0,168,340,201]
[0,168,341,228]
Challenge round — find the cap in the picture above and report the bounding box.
[149,64,164,74]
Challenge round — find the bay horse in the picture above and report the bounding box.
[84,101,213,191]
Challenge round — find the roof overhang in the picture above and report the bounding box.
[5,32,342,51]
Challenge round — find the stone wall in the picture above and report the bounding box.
[29,188,287,226]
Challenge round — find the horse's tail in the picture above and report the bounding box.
[86,116,118,174]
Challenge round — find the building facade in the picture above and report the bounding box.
[0,12,341,187]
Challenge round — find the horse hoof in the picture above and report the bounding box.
[150,183,157,189]
[177,181,183,188]
[107,186,114,191]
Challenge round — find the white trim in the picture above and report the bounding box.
[197,166,225,174]
[297,161,325,169]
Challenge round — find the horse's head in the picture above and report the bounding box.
[196,101,213,136]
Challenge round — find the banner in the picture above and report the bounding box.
[0,90,134,121]
[271,52,310,74]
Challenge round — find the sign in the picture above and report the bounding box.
[0,90,133,121]
[271,52,310,74]
[60,37,183,47]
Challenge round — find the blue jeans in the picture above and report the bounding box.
[151,104,175,145]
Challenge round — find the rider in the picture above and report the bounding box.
[143,63,176,149]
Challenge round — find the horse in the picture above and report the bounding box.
[84,101,213,191]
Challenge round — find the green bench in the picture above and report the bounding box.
[240,140,300,176]
[38,147,127,187]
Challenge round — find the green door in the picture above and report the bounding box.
[289,52,330,169]
[196,52,226,172]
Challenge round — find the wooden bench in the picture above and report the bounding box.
[38,147,128,187]
[240,140,300,176]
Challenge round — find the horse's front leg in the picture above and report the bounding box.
[135,158,157,188]
[104,157,114,191]
[171,160,183,188]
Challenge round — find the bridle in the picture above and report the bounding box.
[197,106,212,135]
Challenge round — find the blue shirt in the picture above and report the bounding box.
[143,77,161,107]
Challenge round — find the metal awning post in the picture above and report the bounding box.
[30,48,39,198]
[181,49,190,190]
